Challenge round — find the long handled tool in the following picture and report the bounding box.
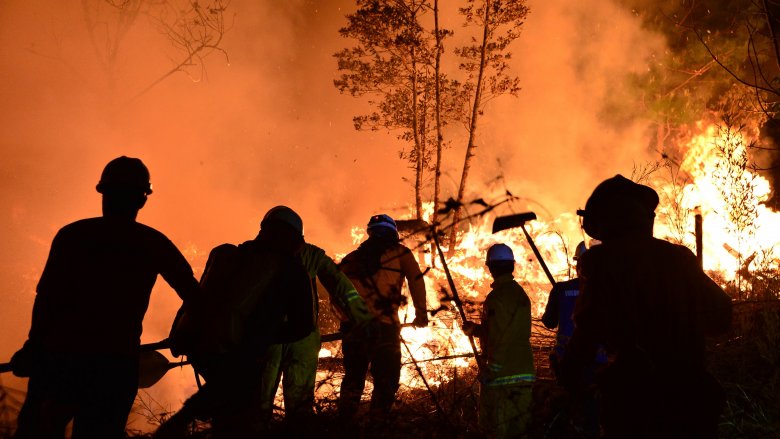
[492,212,556,287]
[138,350,191,388]
[399,335,450,422]
[0,339,188,389]
[396,219,484,372]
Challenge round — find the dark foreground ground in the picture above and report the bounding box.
[1,302,778,438]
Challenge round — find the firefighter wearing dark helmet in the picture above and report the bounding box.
[564,175,732,439]
[11,156,199,439]
[255,206,374,431]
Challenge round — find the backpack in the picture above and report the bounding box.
[169,241,315,358]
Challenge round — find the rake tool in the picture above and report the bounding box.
[395,219,484,372]
[492,211,556,286]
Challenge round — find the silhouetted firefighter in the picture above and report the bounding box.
[463,243,535,439]
[157,205,314,437]
[255,206,373,433]
[337,214,429,429]
[156,205,372,437]
[563,175,733,439]
[542,240,605,438]
[10,156,199,439]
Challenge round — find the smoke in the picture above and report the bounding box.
[0,0,665,428]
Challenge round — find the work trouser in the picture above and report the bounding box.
[479,383,532,439]
[339,321,401,420]
[14,352,138,439]
[257,330,321,423]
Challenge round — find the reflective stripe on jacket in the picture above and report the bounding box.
[485,373,535,387]
[299,243,364,323]
[477,273,535,385]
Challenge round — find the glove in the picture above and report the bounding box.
[10,340,38,377]
[347,297,373,325]
[412,314,429,328]
[462,321,478,336]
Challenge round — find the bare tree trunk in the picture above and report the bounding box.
[431,0,443,267]
[448,0,491,255]
[82,0,143,100]
[408,1,424,220]
[412,51,424,220]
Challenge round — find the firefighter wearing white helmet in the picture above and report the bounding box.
[256,206,373,432]
[463,243,535,439]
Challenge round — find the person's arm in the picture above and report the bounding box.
[28,229,68,345]
[462,298,488,339]
[682,249,732,336]
[400,248,428,326]
[157,236,200,301]
[700,274,732,336]
[541,285,560,329]
[12,229,67,376]
[304,244,372,324]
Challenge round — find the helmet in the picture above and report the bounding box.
[579,175,658,241]
[486,243,515,264]
[96,156,152,195]
[261,206,304,236]
[573,241,587,260]
[367,214,397,233]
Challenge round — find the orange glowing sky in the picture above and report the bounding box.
[0,0,665,419]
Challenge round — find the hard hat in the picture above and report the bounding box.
[367,214,397,233]
[261,205,304,236]
[96,156,152,195]
[486,243,515,264]
[579,174,658,241]
[573,241,587,260]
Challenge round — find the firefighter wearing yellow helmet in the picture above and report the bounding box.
[463,243,535,439]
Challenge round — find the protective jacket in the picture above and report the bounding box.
[16,216,198,439]
[257,243,369,425]
[473,273,535,386]
[571,237,731,373]
[543,278,607,367]
[340,239,427,325]
[567,236,732,438]
[542,278,579,360]
[170,239,314,358]
[30,217,198,357]
[299,243,364,324]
